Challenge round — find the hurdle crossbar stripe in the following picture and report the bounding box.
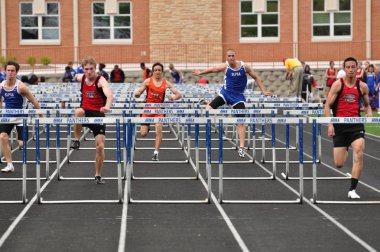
[283,109,325,115]
[310,117,380,124]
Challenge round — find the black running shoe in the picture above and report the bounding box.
[70,140,80,150]
[152,153,159,161]
[95,176,105,184]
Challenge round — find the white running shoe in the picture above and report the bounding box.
[238,147,245,158]
[1,165,14,173]
[348,190,360,199]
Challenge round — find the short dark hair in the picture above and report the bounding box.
[343,57,358,68]
[152,62,164,71]
[5,61,20,72]
[140,62,145,68]
[99,63,106,69]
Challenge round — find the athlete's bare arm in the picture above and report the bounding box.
[192,63,227,76]
[166,81,182,101]
[134,78,149,98]
[18,82,41,109]
[325,80,341,137]
[98,76,113,112]
[360,82,372,117]
[245,65,272,96]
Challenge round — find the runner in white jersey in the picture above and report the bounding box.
[193,48,272,158]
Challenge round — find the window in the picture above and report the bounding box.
[240,0,279,41]
[312,0,352,39]
[20,2,60,42]
[92,1,131,42]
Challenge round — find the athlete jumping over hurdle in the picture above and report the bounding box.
[0,61,42,172]
[134,62,182,161]
[70,56,114,184]
[325,57,372,199]
[192,48,272,158]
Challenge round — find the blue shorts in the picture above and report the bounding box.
[219,88,245,106]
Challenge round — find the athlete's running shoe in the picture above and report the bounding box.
[152,153,159,161]
[70,140,80,150]
[238,147,245,158]
[348,190,360,199]
[95,176,105,184]
[1,165,14,173]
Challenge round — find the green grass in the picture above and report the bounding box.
[362,111,380,136]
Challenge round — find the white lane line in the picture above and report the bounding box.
[245,152,377,252]
[0,130,87,249]
[188,158,249,252]
[117,179,129,252]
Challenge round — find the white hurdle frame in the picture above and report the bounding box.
[125,117,211,204]
[310,117,380,204]
[35,117,123,204]
[216,117,305,204]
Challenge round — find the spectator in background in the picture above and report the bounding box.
[356,61,364,81]
[0,65,6,82]
[198,77,209,84]
[76,64,84,74]
[324,60,337,98]
[66,61,77,82]
[140,62,152,80]
[28,74,39,85]
[168,63,184,84]
[97,63,109,81]
[366,64,378,111]
[62,66,73,82]
[110,64,125,83]
[302,64,314,102]
[283,58,303,98]
[39,76,46,83]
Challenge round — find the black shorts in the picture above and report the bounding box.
[0,124,28,141]
[82,109,106,137]
[209,96,246,117]
[333,124,365,148]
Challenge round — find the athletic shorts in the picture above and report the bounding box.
[81,109,106,137]
[209,96,246,118]
[217,87,246,106]
[0,124,28,140]
[333,123,365,148]
[140,107,165,126]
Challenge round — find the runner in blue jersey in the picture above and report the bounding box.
[0,61,41,172]
[193,48,272,158]
[168,63,183,84]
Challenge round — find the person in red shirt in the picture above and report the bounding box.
[134,62,182,161]
[71,56,114,184]
[324,60,336,97]
[325,57,372,199]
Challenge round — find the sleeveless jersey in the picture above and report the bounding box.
[80,76,106,111]
[1,80,26,117]
[145,78,166,103]
[332,78,362,117]
[170,70,181,84]
[366,72,376,95]
[326,68,336,86]
[224,61,247,94]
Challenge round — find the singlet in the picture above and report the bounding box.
[366,72,376,95]
[170,70,181,84]
[80,76,106,111]
[145,78,166,103]
[356,68,363,81]
[224,61,247,94]
[326,68,336,86]
[1,80,26,117]
[332,78,362,117]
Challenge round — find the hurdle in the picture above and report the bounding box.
[126,117,211,203]
[36,117,123,204]
[254,102,323,163]
[280,109,327,180]
[216,117,304,203]
[310,117,380,204]
[0,118,28,204]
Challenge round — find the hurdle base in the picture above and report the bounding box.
[310,199,380,204]
[133,160,189,164]
[129,198,210,204]
[132,176,198,180]
[220,199,301,204]
[281,172,351,180]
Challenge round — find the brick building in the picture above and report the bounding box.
[0,0,379,65]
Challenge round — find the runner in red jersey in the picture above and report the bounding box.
[134,62,182,161]
[325,57,372,199]
[71,56,113,184]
